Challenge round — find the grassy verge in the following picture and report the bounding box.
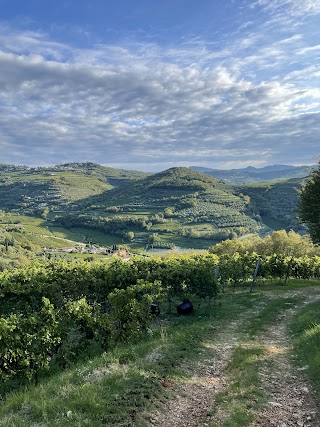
[242,297,299,337]
[290,299,320,396]
[211,345,266,427]
[256,279,320,291]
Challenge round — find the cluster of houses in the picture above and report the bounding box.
[45,244,129,258]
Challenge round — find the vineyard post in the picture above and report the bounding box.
[214,265,219,280]
[213,265,219,301]
[250,259,261,292]
[284,257,294,284]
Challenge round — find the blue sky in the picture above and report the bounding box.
[0,0,319,171]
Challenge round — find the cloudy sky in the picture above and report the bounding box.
[0,0,319,171]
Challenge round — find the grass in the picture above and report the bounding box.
[1,213,123,250]
[290,299,320,395]
[255,278,320,291]
[48,225,87,242]
[211,345,265,427]
[209,292,304,427]
[208,296,300,426]
[0,215,86,249]
[241,296,299,337]
[71,227,122,246]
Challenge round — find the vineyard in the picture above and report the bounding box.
[177,201,257,228]
[1,253,320,387]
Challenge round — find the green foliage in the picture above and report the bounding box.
[238,179,303,230]
[126,231,134,241]
[1,247,320,383]
[209,230,319,258]
[0,297,60,380]
[57,213,152,239]
[108,280,163,341]
[299,161,320,243]
[290,300,320,395]
[0,254,221,381]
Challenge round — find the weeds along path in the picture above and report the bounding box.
[149,288,320,427]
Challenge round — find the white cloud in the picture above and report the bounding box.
[0,19,319,168]
[296,44,320,55]
[253,0,320,17]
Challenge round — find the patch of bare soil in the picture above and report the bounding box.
[148,289,320,427]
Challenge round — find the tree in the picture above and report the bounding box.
[126,231,135,241]
[299,162,320,244]
[148,233,160,244]
[163,207,174,218]
[41,207,50,219]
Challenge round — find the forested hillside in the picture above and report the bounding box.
[54,167,260,251]
[238,178,303,231]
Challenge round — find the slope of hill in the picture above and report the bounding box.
[0,163,148,213]
[191,164,312,184]
[238,178,304,231]
[100,167,224,204]
[55,167,260,250]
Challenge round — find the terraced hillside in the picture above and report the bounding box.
[0,163,148,213]
[56,168,260,250]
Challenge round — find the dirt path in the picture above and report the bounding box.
[254,293,320,427]
[150,318,243,427]
[149,289,320,427]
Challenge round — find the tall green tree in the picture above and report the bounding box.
[299,162,320,244]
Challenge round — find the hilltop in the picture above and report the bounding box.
[94,166,223,205]
[55,167,260,251]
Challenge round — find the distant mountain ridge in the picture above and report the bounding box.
[190,164,313,184]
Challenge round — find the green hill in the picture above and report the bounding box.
[0,163,148,213]
[238,178,304,231]
[98,166,223,204]
[55,167,260,250]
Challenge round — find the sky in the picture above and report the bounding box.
[0,0,319,171]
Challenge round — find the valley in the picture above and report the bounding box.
[0,162,308,268]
